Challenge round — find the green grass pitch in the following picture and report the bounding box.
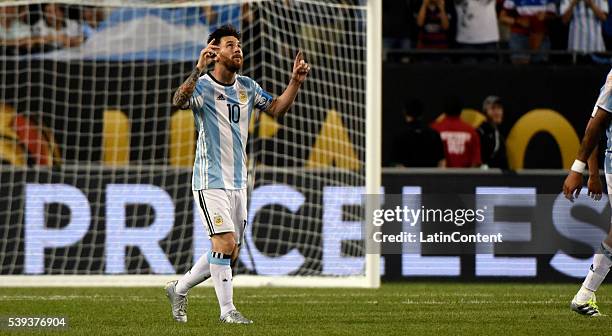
[1,283,612,335]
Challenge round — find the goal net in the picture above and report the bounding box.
[0,0,380,287]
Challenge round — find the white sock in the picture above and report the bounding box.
[175,252,211,295]
[575,243,612,303]
[209,251,236,317]
[575,287,595,303]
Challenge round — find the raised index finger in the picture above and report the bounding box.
[205,39,220,54]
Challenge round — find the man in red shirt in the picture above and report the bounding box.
[431,98,481,168]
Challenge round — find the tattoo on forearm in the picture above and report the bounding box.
[172,67,201,107]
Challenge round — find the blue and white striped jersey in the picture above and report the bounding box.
[561,0,608,53]
[592,69,612,173]
[189,72,273,190]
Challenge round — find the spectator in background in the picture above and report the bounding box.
[416,0,451,49]
[431,97,481,168]
[497,0,512,48]
[81,6,106,39]
[33,4,84,50]
[477,96,508,169]
[561,0,608,60]
[0,6,46,55]
[500,0,557,64]
[454,0,500,62]
[392,100,446,168]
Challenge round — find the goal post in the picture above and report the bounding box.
[0,0,381,288]
[365,0,382,289]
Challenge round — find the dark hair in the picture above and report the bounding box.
[207,24,241,45]
[444,96,463,117]
[404,99,424,120]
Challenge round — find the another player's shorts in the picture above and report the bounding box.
[192,188,247,246]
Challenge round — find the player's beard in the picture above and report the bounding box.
[220,54,243,73]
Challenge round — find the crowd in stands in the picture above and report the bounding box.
[392,95,507,169]
[0,4,91,55]
[0,3,241,56]
[3,1,606,63]
[384,0,612,63]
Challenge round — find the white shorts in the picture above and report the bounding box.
[193,188,248,246]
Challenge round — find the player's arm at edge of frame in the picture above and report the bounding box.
[563,107,611,201]
[577,108,611,163]
[264,50,311,119]
[586,142,603,201]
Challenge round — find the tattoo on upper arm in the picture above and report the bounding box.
[172,67,201,108]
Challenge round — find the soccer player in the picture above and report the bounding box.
[165,25,310,324]
[563,70,612,317]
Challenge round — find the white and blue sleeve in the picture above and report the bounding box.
[593,71,612,116]
[252,80,273,112]
[188,79,206,109]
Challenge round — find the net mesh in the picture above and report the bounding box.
[0,0,368,278]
